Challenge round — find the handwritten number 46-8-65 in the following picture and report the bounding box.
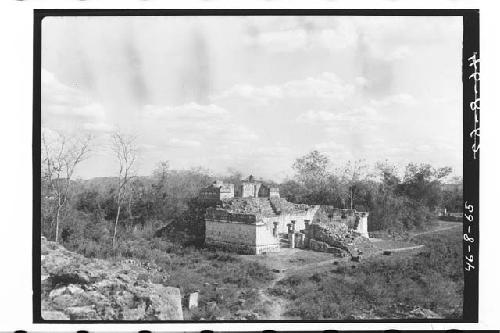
[464,201,475,271]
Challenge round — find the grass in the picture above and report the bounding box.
[61,227,274,320]
[58,218,463,320]
[269,227,463,320]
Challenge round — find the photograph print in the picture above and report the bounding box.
[35,10,478,322]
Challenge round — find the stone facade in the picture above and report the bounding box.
[205,208,279,254]
[199,181,235,202]
[261,207,319,234]
[200,176,370,255]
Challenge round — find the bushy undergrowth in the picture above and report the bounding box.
[270,228,463,320]
[59,220,273,320]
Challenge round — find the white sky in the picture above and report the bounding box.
[41,16,463,181]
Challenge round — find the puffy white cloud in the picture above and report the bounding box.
[247,29,308,53]
[41,16,462,180]
[296,110,339,124]
[244,18,358,53]
[296,92,417,128]
[42,69,113,133]
[212,72,361,105]
[167,138,201,148]
[141,102,258,150]
[144,102,228,120]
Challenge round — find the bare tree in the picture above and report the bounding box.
[41,129,92,242]
[339,159,369,210]
[111,131,138,248]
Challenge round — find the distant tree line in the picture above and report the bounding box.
[280,150,462,232]
[41,130,462,251]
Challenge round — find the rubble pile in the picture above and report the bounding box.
[269,197,310,215]
[41,238,183,320]
[220,198,275,217]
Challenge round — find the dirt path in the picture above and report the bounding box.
[258,272,286,320]
[255,221,461,319]
[410,221,461,237]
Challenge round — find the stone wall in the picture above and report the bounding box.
[355,213,369,238]
[199,182,234,201]
[198,186,221,201]
[261,205,319,234]
[206,220,257,246]
[257,185,280,198]
[241,183,256,198]
[219,184,235,199]
[205,218,279,255]
[269,187,280,198]
[205,208,258,224]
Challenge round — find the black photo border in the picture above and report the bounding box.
[33,8,480,324]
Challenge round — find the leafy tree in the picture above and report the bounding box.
[400,164,452,210]
[292,150,329,188]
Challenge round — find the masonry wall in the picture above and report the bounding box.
[255,223,280,254]
[206,220,256,245]
[262,206,319,234]
[219,184,234,199]
[355,214,369,238]
[269,188,280,198]
[205,219,279,254]
[241,183,256,198]
[205,220,256,253]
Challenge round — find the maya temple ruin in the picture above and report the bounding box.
[198,175,370,255]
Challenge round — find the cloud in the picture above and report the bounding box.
[167,138,201,148]
[144,102,228,120]
[296,110,339,123]
[244,19,358,53]
[42,68,113,133]
[296,92,417,128]
[141,102,259,148]
[247,29,308,52]
[371,93,417,108]
[212,72,361,105]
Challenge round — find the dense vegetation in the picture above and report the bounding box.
[41,148,462,250]
[40,130,464,319]
[280,151,462,232]
[269,227,463,319]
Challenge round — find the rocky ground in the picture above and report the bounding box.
[41,237,183,320]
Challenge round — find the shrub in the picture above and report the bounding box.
[278,228,463,319]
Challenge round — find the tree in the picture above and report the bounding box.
[338,159,369,209]
[293,150,329,187]
[110,131,138,248]
[401,163,452,210]
[41,129,92,242]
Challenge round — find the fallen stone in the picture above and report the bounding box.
[409,306,441,319]
[66,305,98,320]
[206,301,217,312]
[41,238,183,320]
[188,291,199,310]
[122,303,146,320]
[41,310,69,320]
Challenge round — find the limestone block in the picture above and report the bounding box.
[188,291,199,310]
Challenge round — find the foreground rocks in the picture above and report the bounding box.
[41,238,183,320]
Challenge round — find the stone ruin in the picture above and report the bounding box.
[200,176,371,257]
